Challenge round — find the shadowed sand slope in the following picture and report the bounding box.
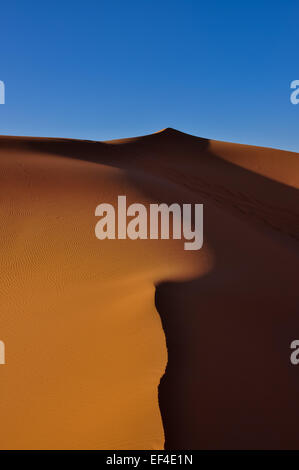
[0,129,298,449]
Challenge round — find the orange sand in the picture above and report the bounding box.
[0,128,298,449]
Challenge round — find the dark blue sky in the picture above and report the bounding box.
[0,1,298,151]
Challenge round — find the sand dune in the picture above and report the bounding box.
[0,128,298,449]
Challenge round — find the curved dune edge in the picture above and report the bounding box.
[0,129,298,449]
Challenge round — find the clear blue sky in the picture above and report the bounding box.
[0,1,298,151]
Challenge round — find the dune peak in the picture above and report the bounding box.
[154,127,189,136]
